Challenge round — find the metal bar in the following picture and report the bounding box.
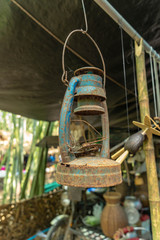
[93,0,160,61]
[135,39,160,240]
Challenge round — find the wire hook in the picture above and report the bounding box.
[81,0,88,34]
[61,0,106,88]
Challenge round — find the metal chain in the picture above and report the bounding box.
[120,27,130,136]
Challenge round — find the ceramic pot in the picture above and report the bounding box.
[101,192,128,238]
[125,206,140,225]
[124,196,142,210]
[134,191,149,208]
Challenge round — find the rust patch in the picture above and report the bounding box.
[56,157,122,187]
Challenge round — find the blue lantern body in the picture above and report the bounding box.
[56,67,122,187]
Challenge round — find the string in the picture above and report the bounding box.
[120,27,130,136]
[131,39,139,123]
[149,49,158,117]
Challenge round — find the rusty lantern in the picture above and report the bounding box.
[56,66,122,187]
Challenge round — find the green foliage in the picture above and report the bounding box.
[0,110,58,204]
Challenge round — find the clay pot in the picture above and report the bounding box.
[101,192,128,238]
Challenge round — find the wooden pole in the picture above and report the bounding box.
[135,39,160,239]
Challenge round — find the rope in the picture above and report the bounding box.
[149,50,158,117]
[120,27,130,136]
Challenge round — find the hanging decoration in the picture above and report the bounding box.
[56,61,123,187]
[112,115,160,163]
[56,0,160,189]
[56,0,124,188]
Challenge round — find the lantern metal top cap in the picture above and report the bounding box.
[74,66,104,77]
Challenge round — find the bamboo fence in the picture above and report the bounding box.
[0,190,63,240]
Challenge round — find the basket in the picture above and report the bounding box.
[0,190,63,240]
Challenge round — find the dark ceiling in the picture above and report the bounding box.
[0,0,160,143]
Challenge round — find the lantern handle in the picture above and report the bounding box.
[62,29,106,88]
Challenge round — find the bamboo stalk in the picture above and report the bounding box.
[9,115,17,203]
[38,148,47,195]
[2,115,15,204]
[10,149,16,203]
[39,122,54,194]
[30,121,51,197]
[20,120,38,199]
[135,39,160,240]
[29,148,43,198]
[18,117,24,183]
[13,116,19,202]
[0,152,8,170]
[1,111,56,202]
[1,112,56,202]
[14,148,18,202]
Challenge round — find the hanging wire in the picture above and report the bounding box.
[11,0,135,94]
[61,0,88,86]
[81,0,88,33]
[131,39,139,123]
[149,49,158,117]
[159,62,160,116]
[153,58,160,117]
[61,0,106,88]
[120,27,130,136]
